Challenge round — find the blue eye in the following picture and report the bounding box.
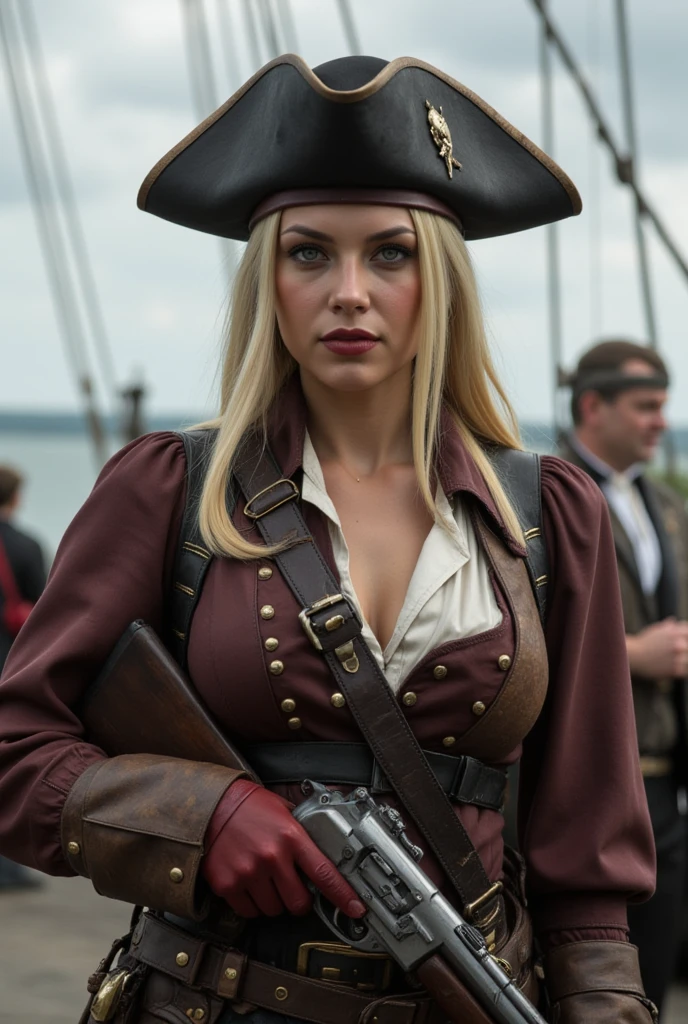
[375,245,413,263]
[290,245,326,262]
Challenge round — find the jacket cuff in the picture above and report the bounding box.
[60,754,246,919]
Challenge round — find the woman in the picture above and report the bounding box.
[0,55,657,1023]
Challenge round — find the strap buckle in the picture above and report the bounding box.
[296,941,393,991]
[464,880,503,922]
[243,479,299,520]
[298,594,350,651]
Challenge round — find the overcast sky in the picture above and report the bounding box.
[1,0,687,425]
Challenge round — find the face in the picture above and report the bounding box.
[584,359,668,467]
[274,204,421,394]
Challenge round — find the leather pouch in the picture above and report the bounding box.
[136,970,226,1024]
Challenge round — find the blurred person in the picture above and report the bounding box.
[0,56,658,1024]
[0,464,46,890]
[560,339,688,1014]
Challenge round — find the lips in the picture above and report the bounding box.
[319,327,380,357]
[320,329,379,341]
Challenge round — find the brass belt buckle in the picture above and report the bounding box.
[296,941,393,991]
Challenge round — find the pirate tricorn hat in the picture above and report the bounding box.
[138,54,581,242]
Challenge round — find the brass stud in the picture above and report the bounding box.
[442,736,456,748]
[330,693,346,708]
[287,717,302,730]
[433,665,448,680]
[275,986,289,1001]
[472,701,487,716]
[258,567,273,580]
[224,968,238,981]
[67,841,80,855]
[193,1011,205,1021]
[169,867,184,883]
[280,698,296,713]
[402,692,417,707]
[269,660,284,676]
[264,637,279,652]
[176,952,190,967]
[498,654,511,671]
[325,614,344,632]
[186,1010,194,1019]
[260,605,275,620]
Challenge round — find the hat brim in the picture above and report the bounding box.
[138,54,581,242]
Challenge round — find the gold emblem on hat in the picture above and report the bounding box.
[425,101,462,179]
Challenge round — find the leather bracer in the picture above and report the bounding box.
[543,941,658,1023]
[61,753,246,919]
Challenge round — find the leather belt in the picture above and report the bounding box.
[131,912,445,1024]
[639,755,672,778]
[241,741,507,812]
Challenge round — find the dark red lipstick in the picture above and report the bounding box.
[320,328,379,355]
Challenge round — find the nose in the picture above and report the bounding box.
[328,256,370,315]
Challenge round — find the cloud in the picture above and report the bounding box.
[0,0,687,423]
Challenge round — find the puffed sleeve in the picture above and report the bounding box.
[0,434,191,872]
[518,456,655,947]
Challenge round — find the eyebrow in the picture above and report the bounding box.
[280,224,416,242]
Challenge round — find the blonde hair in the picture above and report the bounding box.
[197,208,524,558]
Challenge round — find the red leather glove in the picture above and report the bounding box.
[202,779,367,919]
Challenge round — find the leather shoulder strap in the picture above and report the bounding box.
[487,447,549,624]
[169,429,234,669]
[232,433,501,923]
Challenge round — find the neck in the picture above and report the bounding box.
[573,427,633,474]
[301,366,414,475]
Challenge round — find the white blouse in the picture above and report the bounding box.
[301,433,503,693]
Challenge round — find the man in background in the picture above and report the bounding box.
[0,464,46,890]
[560,339,688,1014]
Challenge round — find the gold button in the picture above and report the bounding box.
[281,698,296,713]
[269,660,284,675]
[472,701,487,716]
[67,841,80,855]
[193,1011,205,1022]
[275,986,289,1001]
[433,665,448,680]
[265,637,279,652]
[260,605,275,620]
[176,952,190,967]
[331,693,346,708]
[169,867,184,883]
[258,567,273,580]
[287,717,302,730]
[402,692,417,707]
[498,655,511,671]
[442,736,456,748]
[225,968,238,981]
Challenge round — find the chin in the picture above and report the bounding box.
[308,361,401,394]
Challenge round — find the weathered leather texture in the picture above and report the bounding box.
[61,753,246,919]
[544,941,658,1023]
[126,896,537,1024]
[458,515,549,762]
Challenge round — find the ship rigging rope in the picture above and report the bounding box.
[17,0,121,403]
[528,0,688,288]
[0,0,108,467]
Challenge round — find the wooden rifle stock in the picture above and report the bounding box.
[81,620,256,779]
[415,954,493,1024]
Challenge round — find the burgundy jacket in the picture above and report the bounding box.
[0,382,655,948]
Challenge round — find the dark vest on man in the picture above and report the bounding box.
[559,438,688,776]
